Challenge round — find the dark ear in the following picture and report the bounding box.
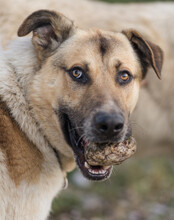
[18,10,74,61]
[122,29,163,79]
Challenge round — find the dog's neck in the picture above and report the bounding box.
[0,38,75,174]
[0,38,68,173]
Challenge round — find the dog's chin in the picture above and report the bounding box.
[60,113,133,181]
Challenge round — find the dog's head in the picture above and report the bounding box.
[18,10,163,181]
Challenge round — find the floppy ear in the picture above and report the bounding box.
[122,29,163,79]
[18,10,74,61]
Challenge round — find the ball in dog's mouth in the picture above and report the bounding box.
[84,136,137,167]
[61,113,136,181]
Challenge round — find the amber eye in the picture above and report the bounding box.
[117,70,133,85]
[120,72,130,81]
[68,66,88,84]
[72,68,83,79]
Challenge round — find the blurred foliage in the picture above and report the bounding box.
[96,0,173,3]
[50,157,174,220]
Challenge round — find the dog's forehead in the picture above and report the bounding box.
[54,29,139,74]
[67,29,134,55]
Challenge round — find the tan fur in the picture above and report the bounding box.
[0,8,163,220]
[0,0,173,155]
[0,38,66,220]
[0,101,43,185]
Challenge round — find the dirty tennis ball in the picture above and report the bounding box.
[84,136,136,166]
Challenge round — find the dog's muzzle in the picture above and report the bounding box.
[58,109,136,181]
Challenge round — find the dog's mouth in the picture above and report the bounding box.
[60,113,136,181]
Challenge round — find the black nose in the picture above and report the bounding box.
[93,112,124,138]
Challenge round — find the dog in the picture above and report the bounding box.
[0,0,173,156]
[0,9,163,220]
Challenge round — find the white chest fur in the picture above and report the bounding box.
[0,151,64,220]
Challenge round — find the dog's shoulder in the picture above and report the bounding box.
[0,99,43,185]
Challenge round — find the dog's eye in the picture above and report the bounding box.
[69,67,88,84]
[72,68,83,79]
[117,70,133,85]
[120,72,129,81]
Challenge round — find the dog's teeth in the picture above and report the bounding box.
[88,168,107,175]
[84,161,90,169]
[89,169,98,174]
[98,169,106,174]
[85,162,109,175]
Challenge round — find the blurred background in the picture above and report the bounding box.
[0,0,173,219]
[50,157,174,220]
[98,0,171,2]
[48,0,174,220]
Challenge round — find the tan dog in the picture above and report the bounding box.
[0,0,173,156]
[0,9,163,220]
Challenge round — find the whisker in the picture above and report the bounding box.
[77,133,86,146]
[69,126,84,132]
[129,120,146,136]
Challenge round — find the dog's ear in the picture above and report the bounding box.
[122,29,163,79]
[18,10,74,60]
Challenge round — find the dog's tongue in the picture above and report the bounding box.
[84,136,136,166]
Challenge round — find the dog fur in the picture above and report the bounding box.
[0,7,163,219]
[0,39,66,220]
[0,0,173,156]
